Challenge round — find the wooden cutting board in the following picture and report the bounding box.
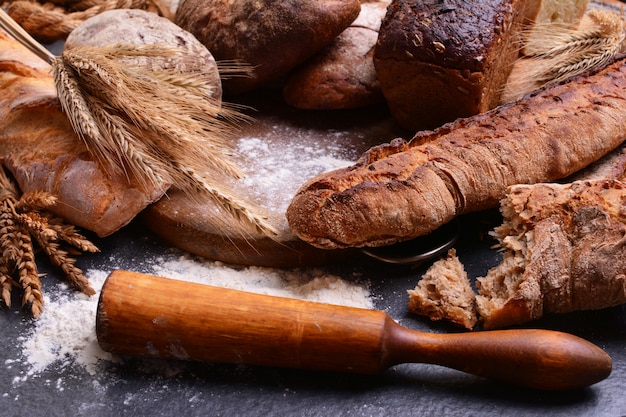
[140,90,408,267]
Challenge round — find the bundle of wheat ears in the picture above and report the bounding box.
[2,0,173,43]
[0,8,277,237]
[503,9,626,103]
[0,165,98,318]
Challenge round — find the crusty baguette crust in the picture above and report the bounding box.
[287,56,626,249]
[0,30,166,236]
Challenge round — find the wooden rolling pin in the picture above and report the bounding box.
[96,270,612,390]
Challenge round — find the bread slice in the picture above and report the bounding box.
[407,249,478,330]
[534,0,590,26]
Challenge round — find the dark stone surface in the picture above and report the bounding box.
[1,211,624,417]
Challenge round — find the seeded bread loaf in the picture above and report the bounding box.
[373,0,541,131]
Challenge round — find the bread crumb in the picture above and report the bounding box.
[407,249,478,329]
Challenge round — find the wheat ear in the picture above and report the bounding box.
[0,9,277,237]
[502,9,626,103]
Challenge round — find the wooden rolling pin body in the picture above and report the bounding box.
[96,270,612,390]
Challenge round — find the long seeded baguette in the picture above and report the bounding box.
[287,56,626,249]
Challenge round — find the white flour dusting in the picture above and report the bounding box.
[235,133,356,213]
[18,252,373,378]
[12,126,376,386]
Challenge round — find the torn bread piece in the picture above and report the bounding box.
[407,249,478,330]
[475,178,626,329]
[407,144,626,330]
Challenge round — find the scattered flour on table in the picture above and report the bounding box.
[235,133,357,213]
[17,252,374,379]
[13,130,374,385]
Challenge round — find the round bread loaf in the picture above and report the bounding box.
[282,1,390,110]
[175,0,361,94]
[65,9,222,101]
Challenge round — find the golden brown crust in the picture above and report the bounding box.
[0,30,166,236]
[282,1,389,110]
[287,57,626,249]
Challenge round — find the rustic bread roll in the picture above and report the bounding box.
[286,56,626,249]
[407,249,478,330]
[373,0,541,131]
[64,9,222,102]
[0,29,166,237]
[282,0,389,110]
[175,0,361,94]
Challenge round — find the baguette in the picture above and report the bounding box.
[407,143,626,330]
[286,56,626,249]
[0,29,167,237]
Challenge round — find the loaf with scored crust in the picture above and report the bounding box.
[0,29,166,237]
[287,56,626,249]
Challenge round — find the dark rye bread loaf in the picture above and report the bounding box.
[373,0,541,131]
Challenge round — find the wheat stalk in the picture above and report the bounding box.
[4,0,172,43]
[0,9,278,237]
[502,9,626,103]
